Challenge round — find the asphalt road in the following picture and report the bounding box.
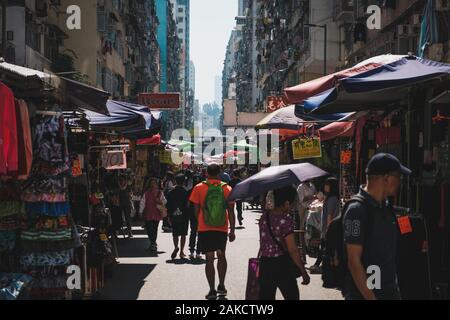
[99,207,343,300]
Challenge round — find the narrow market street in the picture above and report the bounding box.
[1,0,450,306]
[99,207,343,300]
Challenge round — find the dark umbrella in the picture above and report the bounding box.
[228,163,329,201]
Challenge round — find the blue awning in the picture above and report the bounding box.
[305,56,450,115]
[294,103,347,120]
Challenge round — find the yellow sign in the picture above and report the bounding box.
[292,137,322,160]
[159,150,173,164]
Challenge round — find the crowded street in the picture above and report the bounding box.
[1,0,450,306]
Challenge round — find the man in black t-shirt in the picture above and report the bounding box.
[343,153,411,300]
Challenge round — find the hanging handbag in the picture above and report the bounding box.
[245,251,261,300]
[156,191,168,218]
[265,212,302,278]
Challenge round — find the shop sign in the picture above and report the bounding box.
[159,150,173,164]
[138,93,180,110]
[340,151,352,164]
[291,136,322,160]
[71,158,82,177]
[266,96,285,113]
[102,150,127,170]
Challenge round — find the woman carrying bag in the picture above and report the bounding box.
[139,178,167,252]
[257,186,310,300]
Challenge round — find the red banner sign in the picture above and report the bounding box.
[266,96,285,113]
[138,93,180,109]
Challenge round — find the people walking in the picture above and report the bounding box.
[229,169,243,226]
[162,172,175,232]
[343,153,411,300]
[167,174,190,260]
[139,178,167,252]
[187,174,203,260]
[220,166,231,183]
[309,177,340,273]
[118,176,133,238]
[189,164,236,300]
[258,186,310,300]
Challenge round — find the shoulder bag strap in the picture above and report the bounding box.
[265,211,288,254]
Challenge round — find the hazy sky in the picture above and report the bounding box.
[190,0,238,107]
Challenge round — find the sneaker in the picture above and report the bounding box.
[195,253,202,260]
[189,252,195,260]
[205,290,217,300]
[217,285,227,296]
[180,252,187,259]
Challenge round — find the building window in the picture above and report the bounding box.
[26,22,41,52]
[177,17,183,23]
[178,28,183,34]
[178,7,183,13]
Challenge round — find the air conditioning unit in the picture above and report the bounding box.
[428,43,444,61]
[436,0,450,11]
[411,14,421,26]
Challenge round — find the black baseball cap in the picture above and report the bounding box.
[366,153,412,176]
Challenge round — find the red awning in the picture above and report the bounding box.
[318,121,355,142]
[137,134,161,146]
[283,63,383,105]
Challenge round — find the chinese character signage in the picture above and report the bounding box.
[291,137,322,160]
[340,151,352,164]
[138,93,180,110]
[266,96,285,113]
[159,150,173,164]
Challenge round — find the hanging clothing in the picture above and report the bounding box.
[0,82,18,175]
[15,99,33,177]
[376,126,402,146]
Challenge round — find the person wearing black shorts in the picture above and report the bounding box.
[189,164,236,300]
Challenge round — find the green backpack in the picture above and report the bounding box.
[203,181,228,227]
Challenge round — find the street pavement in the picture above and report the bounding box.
[99,207,343,300]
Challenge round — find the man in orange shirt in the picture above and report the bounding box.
[189,164,236,300]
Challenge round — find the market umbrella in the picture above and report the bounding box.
[224,150,247,158]
[305,55,450,115]
[233,140,258,150]
[137,134,161,146]
[256,105,309,130]
[283,54,406,105]
[228,163,329,201]
[167,139,196,151]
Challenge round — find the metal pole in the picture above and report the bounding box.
[1,0,6,58]
[323,25,327,76]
